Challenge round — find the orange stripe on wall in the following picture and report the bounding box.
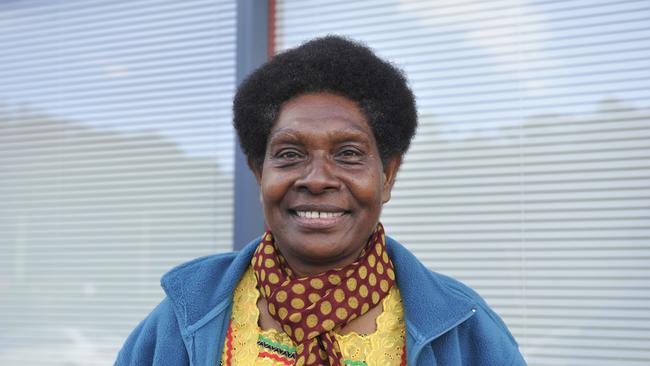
[268,0,276,59]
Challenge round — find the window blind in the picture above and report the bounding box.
[0,0,236,364]
[275,0,650,364]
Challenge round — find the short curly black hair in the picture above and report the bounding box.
[234,35,417,169]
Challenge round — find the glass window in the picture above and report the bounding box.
[0,0,236,364]
[276,1,650,364]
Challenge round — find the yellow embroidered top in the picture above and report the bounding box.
[221,267,406,366]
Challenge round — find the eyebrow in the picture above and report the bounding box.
[268,126,372,145]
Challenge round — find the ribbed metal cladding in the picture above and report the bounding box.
[0,0,236,364]
[276,0,650,364]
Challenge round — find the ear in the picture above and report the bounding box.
[381,155,402,204]
[248,157,263,185]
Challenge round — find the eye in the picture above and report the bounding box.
[336,147,364,162]
[340,149,360,157]
[275,149,304,161]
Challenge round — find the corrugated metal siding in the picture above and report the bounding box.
[0,0,236,364]
[275,0,650,364]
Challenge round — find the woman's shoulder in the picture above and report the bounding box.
[386,235,482,302]
[386,237,525,364]
[158,238,261,328]
[161,251,239,286]
[161,238,260,291]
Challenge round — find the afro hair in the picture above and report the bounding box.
[233,35,417,169]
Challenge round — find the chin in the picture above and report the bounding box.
[294,244,345,261]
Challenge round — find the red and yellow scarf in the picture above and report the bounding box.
[252,223,396,366]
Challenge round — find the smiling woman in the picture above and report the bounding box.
[114,36,527,366]
[257,93,400,277]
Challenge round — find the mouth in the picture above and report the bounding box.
[288,205,350,229]
[294,210,345,219]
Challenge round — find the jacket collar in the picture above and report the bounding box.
[160,236,260,332]
[385,236,477,364]
[162,235,476,364]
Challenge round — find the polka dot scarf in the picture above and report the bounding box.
[252,223,396,366]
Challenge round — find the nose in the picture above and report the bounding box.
[294,154,341,194]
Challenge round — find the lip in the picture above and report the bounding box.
[289,204,350,230]
[290,204,348,212]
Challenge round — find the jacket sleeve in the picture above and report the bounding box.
[114,297,190,366]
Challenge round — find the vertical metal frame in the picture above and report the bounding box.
[233,1,270,249]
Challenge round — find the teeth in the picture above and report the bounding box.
[296,211,344,219]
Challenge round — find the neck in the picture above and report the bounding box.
[282,247,365,277]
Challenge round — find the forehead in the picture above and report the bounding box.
[270,93,373,139]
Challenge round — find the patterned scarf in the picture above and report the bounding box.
[252,223,396,366]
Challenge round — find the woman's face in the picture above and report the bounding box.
[251,93,401,276]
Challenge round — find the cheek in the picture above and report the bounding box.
[260,182,279,205]
[260,173,292,206]
[349,171,384,207]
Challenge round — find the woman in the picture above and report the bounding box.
[115,36,526,366]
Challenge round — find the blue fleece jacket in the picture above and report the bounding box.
[115,236,527,365]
